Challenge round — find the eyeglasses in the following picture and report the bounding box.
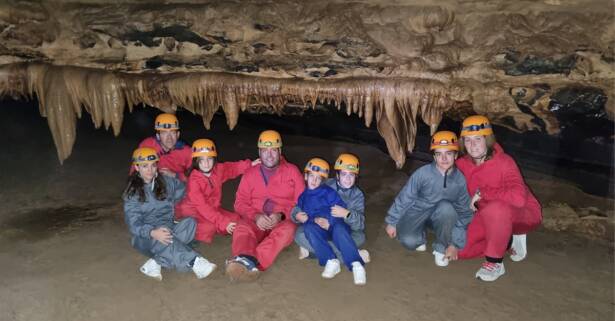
[462,123,491,132]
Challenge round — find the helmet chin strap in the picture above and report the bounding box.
[151,172,157,191]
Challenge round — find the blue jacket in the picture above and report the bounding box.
[323,178,365,232]
[293,184,347,225]
[123,175,186,239]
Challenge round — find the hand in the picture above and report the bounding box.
[266,213,283,229]
[226,222,237,234]
[470,191,481,212]
[331,205,350,218]
[444,245,458,261]
[151,227,173,245]
[255,214,272,231]
[159,168,176,178]
[315,217,330,230]
[296,212,308,223]
[385,224,397,238]
[251,158,261,166]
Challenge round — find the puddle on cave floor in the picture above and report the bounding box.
[0,203,116,242]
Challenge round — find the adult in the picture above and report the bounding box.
[385,131,473,267]
[225,130,305,281]
[292,153,370,263]
[456,115,542,281]
[123,147,216,281]
[136,113,192,181]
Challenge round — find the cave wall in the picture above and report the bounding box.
[0,0,613,168]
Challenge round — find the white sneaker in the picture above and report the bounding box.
[358,249,371,263]
[192,256,217,279]
[475,262,505,282]
[321,259,341,279]
[510,234,527,262]
[432,251,449,267]
[140,258,162,281]
[352,261,366,285]
[415,244,427,252]
[298,246,310,260]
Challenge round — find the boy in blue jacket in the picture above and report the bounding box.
[292,158,366,285]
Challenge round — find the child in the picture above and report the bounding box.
[123,147,217,281]
[293,153,369,262]
[175,138,260,243]
[292,157,366,285]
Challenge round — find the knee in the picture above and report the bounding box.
[398,233,422,251]
[434,201,457,221]
[480,200,513,219]
[181,217,197,227]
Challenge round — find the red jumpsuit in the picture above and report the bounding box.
[232,158,305,270]
[136,137,192,181]
[175,160,252,243]
[457,144,542,259]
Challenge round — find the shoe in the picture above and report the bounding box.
[432,251,449,267]
[358,249,371,263]
[352,261,366,285]
[475,261,505,282]
[298,247,310,260]
[140,258,162,281]
[321,259,341,279]
[225,256,260,282]
[415,244,427,252]
[192,256,217,279]
[510,234,527,262]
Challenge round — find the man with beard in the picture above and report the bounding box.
[225,130,305,281]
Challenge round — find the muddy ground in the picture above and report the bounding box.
[0,105,613,321]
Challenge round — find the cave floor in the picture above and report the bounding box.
[0,108,613,321]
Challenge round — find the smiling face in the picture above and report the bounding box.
[259,147,281,168]
[305,172,324,190]
[433,149,457,173]
[463,135,488,160]
[337,170,357,189]
[197,156,216,174]
[157,130,180,152]
[135,161,158,183]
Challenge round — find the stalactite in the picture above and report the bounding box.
[0,63,461,167]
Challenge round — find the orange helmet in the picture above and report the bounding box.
[304,158,330,178]
[154,113,179,131]
[192,139,217,158]
[460,115,493,137]
[430,131,459,151]
[132,147,159,165]
[257,130,282,148]
[334,153,360,174]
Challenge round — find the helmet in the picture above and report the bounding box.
[257,130,282,148]
[192,139,217,158]
[460,115,493,137]
[334,153,360,174]
[304,158,330,178]
[132,147,159,165]
[154,113,179,131]
[430,131,459,151]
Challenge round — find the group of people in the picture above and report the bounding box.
[123,113,542,285]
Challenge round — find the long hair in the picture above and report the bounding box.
[122,171,168,202]
[459,134,497,161]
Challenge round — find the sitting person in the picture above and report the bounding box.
[175,138,260,243]
[123,147,217,281]
[292,153,369,263]
[384,131,473,267]
[293,158,366,285]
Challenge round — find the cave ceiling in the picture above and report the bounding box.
[0,0,613,166]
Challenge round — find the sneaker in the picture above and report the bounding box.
[351,261,366,285]
[298,246,310,260]
[358,249,371,264]
[140,258,162,281]
[510,234,527,262]
[192,256,217,279]
[415,244,427,252]
[432,251,449,267]
[321,259,341,279]
[475,261,505,282]
[225,256,260,282]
